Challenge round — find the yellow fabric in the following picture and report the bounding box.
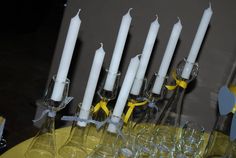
[229,85,236,113]
[165,71,188,90]
[0,125,214,158]
[93,99,110,116]
[229,85,236,96]
[124,99,148,123]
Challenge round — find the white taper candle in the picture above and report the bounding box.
[51,10,81,101]
[181,4,213,79]
[152,19,182,94]
[104,8,132,91]
[130,16,160,95]
[107,55,140,133]
[77,44,105,127]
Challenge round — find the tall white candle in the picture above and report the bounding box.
[181,4,213,79]
[107,56,140,133]
[152,19,182,94]
[51,10,81,101]
[104,8,133,91]
[131,16,160,95]
[77,44,105,127]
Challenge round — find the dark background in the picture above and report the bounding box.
[1,0,236,152]
[0,0,66,150]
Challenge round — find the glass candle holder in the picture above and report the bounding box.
[25,76,71,158]
[85,70,121,152]
[58,105,92,158]
[175,121,205,158]
[152,58,199,157]
[87,115,124,158]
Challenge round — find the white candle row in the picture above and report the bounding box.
[51,6,213,130]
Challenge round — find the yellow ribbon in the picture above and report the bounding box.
[165,71,188,90]
[229,85,236,113]
[124,99,148,123]
[229,85,236,96]
[93,99,110,116]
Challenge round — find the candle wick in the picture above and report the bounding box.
[177,17,181,24]
[155,14,158,21]
[128,8,133,15]
[100,43,103,48]
[77,9,81,16]
[209,2,212,9]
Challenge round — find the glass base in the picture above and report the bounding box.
[25,133,56,158]
[58,144,88,158]
[204,131,229,157]
[25,149,54,158]
[87,144,114,158]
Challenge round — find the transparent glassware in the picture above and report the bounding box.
[0,138,7,154]
[58,106,90,158]
[25,76,71,158]
[87,115,123,158]
[122,74,168,158]
[153,59,199,157]
[204,114,232,158]
[85,70,121,151]
[116,133,140,158]
[224,140,236,158]
[175,121,205,158]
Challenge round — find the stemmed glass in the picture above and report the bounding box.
[152,58,199,157]
[58,70,120,158]
[25,76,72,158]
[85,70,121,151]
[86,115,124,158]
[175,121,205,158]
[127,73,171,158]
[58,106,92,158]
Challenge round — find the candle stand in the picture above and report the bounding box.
[86,115,124,158]
[25,76,73,158]
[152,58,200,157]
[58,70,120,158]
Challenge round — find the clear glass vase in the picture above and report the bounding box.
[153,59,199,157]
[25,76,71,158]
[58,107,89,158]
[204,114,232,158]
[85,70,121,151]
[224,140,236,158]
[87,115,123,158]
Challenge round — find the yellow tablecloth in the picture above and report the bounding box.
[0,127,71,158]
[0,125,211,158]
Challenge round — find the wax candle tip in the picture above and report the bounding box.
[177,17,182,24]
[209,2,212,9]
[77,9,81,16]
[100,43,103,48]
[155,14,158,20]
[128,8,133,14]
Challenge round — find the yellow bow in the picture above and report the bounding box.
[165,71,188,90]
[124,99,148,123]
[93,99,110,116]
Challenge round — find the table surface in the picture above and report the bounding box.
[0,127,71,158]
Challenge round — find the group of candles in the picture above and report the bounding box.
[50,5,212,132]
